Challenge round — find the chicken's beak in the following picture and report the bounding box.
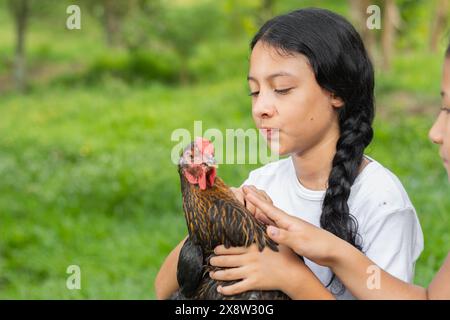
[205,155,218,168]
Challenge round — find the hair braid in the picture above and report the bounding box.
[321,112,373,250]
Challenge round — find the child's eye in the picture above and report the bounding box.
[248,91,259,97]
[274,88,293,95]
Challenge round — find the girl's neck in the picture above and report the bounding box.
[291,133,338,191]
[291,135,370,191]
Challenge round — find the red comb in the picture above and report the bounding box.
[194,137,214,155]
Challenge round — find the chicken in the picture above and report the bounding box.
[170,137,290,300]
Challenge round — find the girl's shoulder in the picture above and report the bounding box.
[352,157,424,263]
[350,156,422,240]
[351,156,414,214]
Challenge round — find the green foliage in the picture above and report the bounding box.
[82,50,180,84]
[376,50,443,95]
[188,39,250,83]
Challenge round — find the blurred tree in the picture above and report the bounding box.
[429,0,449,52]
[348,0,377,59]
[8,0,29,92]
[82,0,131,47]
[158,3,222,84]
[5,0,65,92]
[381,0,400,71]
[119,0,164,51]
[80,0,164,50]
[102,0,125,46]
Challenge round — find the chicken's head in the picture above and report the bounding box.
[179,137,217,190]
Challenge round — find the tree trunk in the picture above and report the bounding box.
[381,0,400,71]
[429,0,449,53]
[348,0,376,60]
[12,0,29,92]
[103,0,121,47]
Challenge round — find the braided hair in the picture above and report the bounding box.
[250,8,375,290]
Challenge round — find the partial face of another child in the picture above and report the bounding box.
[430,58,450,179]
[248,41,343,156]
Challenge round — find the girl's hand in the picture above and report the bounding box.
[244,189,345,267]
[209,243,306,297]
[230,185,275,225]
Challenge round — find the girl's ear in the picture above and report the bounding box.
[330,93,344,108]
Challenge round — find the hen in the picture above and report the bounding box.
[171,137,290,300]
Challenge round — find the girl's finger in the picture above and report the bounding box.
[210,266,246,281]
[255,210,276,226]
[209,254,245,268]
[245,193,293,229]
[266,226,302,255]
[243,186,273,204]
[217,278,253,296]
[242,188,276,224]
[262,191,273,204]
[246,200,257,216]
[230,187,245,205]
[214,245,249,255]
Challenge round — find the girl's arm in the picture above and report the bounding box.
[284,263,336,300]
[243,190,436,300]
[154,235,187,299]
[427,253,450,299]
[329,239,427,299]
[317,240,450,300]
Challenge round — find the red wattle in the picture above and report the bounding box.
[198,169,207,190]
[208,168,216,187]
[184,171,198,185]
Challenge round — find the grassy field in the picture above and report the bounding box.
[0,2,449,299]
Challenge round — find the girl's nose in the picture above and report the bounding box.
[252,93,276,119]
[429,113,444,145]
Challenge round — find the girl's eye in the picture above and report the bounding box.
[442,107,450,113]
[274,88,293,95]
[248,87,294,96]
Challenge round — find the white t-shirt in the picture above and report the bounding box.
[241,156,424,299]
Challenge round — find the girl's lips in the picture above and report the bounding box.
[259,128,280,146]
[260,128,276,139]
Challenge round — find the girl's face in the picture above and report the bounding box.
[248,41,343,156]
[429,58,450,179]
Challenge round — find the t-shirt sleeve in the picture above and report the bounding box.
[239,168,258,188]
[361,208,424,283]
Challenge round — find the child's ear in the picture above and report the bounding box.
[330,93,344,108]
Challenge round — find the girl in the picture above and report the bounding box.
[155,8,424,299]
[216,43,450,300]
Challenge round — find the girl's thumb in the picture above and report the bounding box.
[267,226,285,243]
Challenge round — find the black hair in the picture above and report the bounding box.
[250,8,374,291]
